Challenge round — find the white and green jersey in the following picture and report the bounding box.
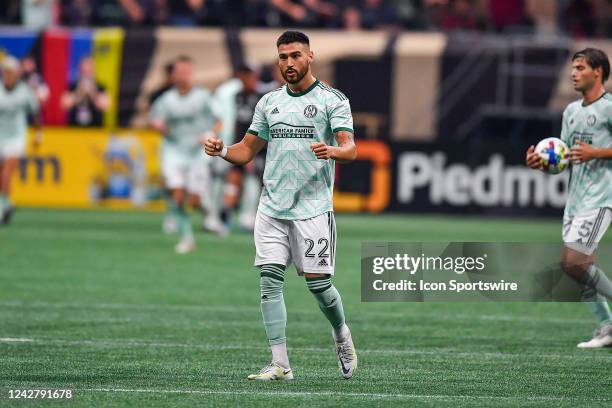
[560,92,612,216]
[0,81,38,142]
[247,79,353,220]
[150,86,220,164]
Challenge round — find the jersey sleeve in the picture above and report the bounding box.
[247,95,269,141]
[149,94,167,122]
[328,98,354,134]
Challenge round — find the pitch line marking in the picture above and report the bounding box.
[0,337,33,342]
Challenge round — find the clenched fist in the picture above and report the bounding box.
[204,136,224,157]
[311,142,335,160]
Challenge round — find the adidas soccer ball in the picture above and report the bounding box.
[535,137,569,174]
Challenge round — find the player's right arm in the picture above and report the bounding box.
[204,133,266,165]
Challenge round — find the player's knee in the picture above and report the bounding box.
[260,264,286,300]
[172,189,186,205]
[561,261,591,283]
[305,276,332,294]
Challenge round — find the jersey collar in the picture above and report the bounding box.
[582,91,607,107]
[286,78,319,97]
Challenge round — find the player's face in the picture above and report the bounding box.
[173,61,193,89]
[571,58,598,92]
[2,68,20,88]
[277,42,312,84]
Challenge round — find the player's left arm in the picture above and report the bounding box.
[312,95,356,162]
[311,130,356,162]
[570,141,612,162]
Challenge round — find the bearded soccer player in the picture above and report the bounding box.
[526,48,612,348]
[205,31,357,380]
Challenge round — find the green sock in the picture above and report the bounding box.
[176,206,192,240]
[581,286,612,326]
[0,194,6,213]
[586,265,612,300]
[259,264,286,345]
[306,276,346,330]
[164,193,176,220]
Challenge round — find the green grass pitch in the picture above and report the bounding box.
[1,209,611,407]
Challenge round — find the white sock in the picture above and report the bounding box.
[271,342,289,369]
[332,323,350,342]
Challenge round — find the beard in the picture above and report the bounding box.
[281,65,308,84]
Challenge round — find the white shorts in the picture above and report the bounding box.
[254,211,336,275]
[563,207,611,255]
[162,158,210,195]
[0,137,26,161]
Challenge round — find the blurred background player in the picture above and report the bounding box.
[526,48,612,348]
[0,56,40,225]
[61,56,110,127]
[150,55,222,254]
[212,63,269,234]
[205,31,357,380]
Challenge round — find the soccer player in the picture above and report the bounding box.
[150,55,222,253]
[205,31,358,380]
[0,56,40,225]
[526,48,612,348]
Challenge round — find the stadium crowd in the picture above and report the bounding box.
[0,0,611,38]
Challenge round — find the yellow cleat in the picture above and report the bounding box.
[247,362,294,381]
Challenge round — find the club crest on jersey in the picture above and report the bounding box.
[303,105,317,118]
[587,114,597,126]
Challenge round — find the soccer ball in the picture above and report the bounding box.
[535,137,569,174]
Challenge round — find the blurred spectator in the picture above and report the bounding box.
[21,56,50,106]
[61,0,168,26]
[360,0,400,30]
[148,61,174,107]
[427,0,486,32]
[560,0,596,38]
[61,57,110,127]
[223,0,268,27]
[61,0,94,26]
[487,0,533,33]
[396,0,428,30]
[0,1,20,24]
[168,0,204,26]
[22,0,58,30]
[268,0,339,27]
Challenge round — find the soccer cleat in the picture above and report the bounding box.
[335,330,357,379]
[577,324,612,348]
[202,216,229,237]
[247,362,294,381]
[174,238,196,254]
